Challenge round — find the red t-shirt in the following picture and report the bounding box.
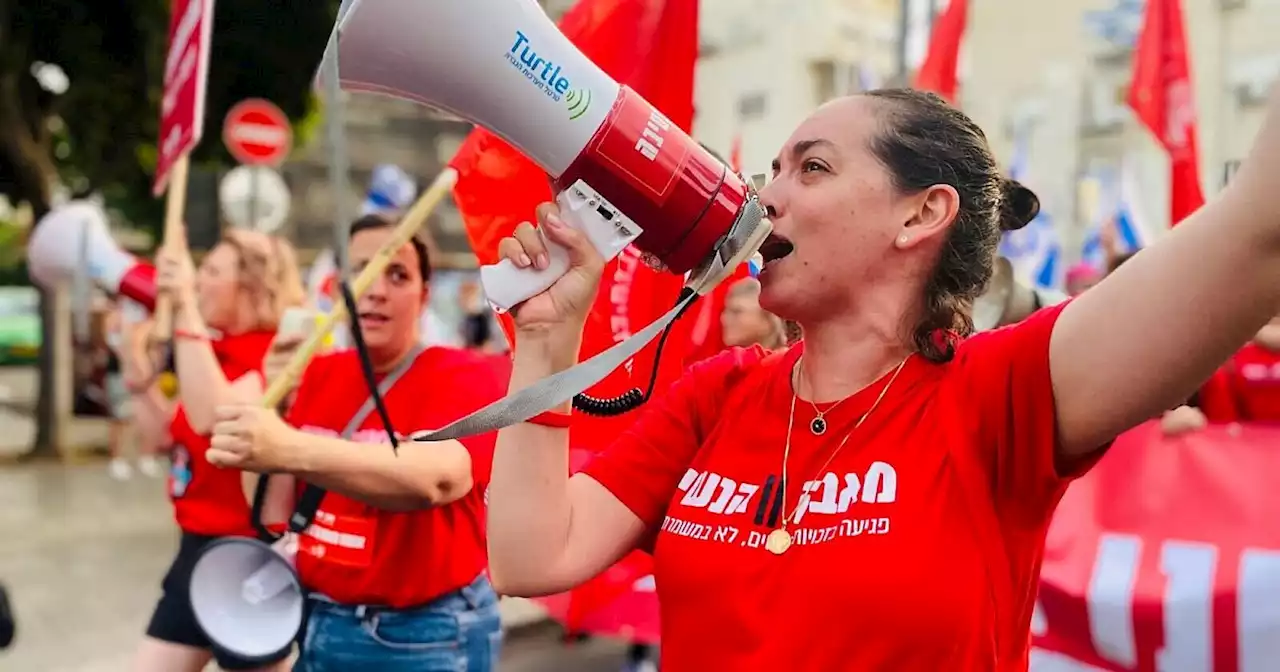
[169,330,275,537]
[1198,342,1280,423]
[286,347,510,608]
[582,303,1094,671]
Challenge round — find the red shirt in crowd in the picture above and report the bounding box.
[1197,342,1280,423]
[582,303,1094,671]
[286,347,509,608]
[169,330,275,538]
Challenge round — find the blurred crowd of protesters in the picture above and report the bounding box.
[71,256,507,483]
[57,198,1280,672]
[1059,221,1280,434]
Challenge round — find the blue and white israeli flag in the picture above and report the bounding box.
[997,129,1063,291]
[1080,160,1151,268]
[361,164,417,216]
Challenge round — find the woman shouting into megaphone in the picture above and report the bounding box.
[484,87,1280,671]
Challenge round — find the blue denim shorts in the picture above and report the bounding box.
[294,575,503,671]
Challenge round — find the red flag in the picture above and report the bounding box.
[913,0,968,103]
[728,133,743,173]
[450,0,700,454]
[684,263,751,365]
[1127,0,1204,225]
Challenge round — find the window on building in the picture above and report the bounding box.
[738,92,768,120]
[1081,69,1129,134]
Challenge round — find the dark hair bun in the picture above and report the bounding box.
[998,178,1040,232]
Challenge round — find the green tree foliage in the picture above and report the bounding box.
[0,0,337,456]
[2,0,336,229]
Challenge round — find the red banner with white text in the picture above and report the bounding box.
[1031,421,1280,671]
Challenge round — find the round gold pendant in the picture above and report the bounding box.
[810,417,827,435]
[765,528,793,555]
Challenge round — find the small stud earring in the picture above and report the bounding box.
[898,235,909,244]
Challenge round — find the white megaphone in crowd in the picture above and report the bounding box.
[187,309,320,662]
[189,533,305,664]
[322,0,772,312]
[27,201,157,310]
[973,256,1068,332]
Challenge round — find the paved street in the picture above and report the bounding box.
[0,367,117,461]
[0,462,630,671]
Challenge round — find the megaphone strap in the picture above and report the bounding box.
[252,343,426,541]
[408,197,769,444]
[410,287,698,444]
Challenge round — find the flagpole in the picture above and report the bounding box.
[321,34,352,278]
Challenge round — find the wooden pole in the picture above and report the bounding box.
[258,167,459,409]
[150,153,191,345]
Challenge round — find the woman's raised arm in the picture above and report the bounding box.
[1050,86,1280,455]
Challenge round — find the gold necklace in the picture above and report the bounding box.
[802,390,853,436]
[765,354,912,556]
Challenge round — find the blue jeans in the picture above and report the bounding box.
[294,575,503,671]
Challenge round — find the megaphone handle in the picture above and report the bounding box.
[479,238,572,312]
[479,186,638,312]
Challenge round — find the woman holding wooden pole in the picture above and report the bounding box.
[133,225,304,672]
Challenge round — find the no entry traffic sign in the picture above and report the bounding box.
[223,98,292,166]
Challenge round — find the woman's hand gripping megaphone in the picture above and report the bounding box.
[482,185,639,313]
[496,202,607,348]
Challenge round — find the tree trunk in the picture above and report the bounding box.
[29,285,62,459]
[26,201,66,461]
[0,70,66,461]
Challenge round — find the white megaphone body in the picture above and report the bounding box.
[28,201,157,310]
[190,534,305,663]
[973,256,1069,332]
[322,0,771,311]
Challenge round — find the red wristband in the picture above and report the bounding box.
[526,410,572,428]
[174,329,210,342]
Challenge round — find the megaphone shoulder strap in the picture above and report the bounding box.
[252,344,426,540]
[408,288,700,445]
[406,197,768,444]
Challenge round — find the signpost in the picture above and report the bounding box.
[219,165,291,233]
[152,0,215,341]
[222,98,293,231]
[223,99,292,166]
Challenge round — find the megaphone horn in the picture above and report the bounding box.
[27,201,157,311]
[973,256,1069,332]
[323,0,771,311]
[189,535,305,662]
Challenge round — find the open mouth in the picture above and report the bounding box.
[758,234,795,266]
[358,312,390,325]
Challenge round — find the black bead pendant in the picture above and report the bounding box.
[810,417,827,435]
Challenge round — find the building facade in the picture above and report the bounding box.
[281,96,473,267]
[963,0,1280,262]
[693,0,902,176]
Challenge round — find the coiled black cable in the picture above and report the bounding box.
[572,287,699,416]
